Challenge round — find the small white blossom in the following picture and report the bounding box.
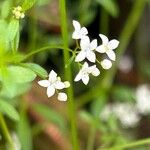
[38,70,69,101]
[136,84,150,115]
[119,55,133,73]
[75,36,97,63]
[113,103,140,128]
[12,6,25,19]
[11,132,21,150]
[101,59,112,70]
[64,81,70,88]
[100,103,140,128]
[74,62,100,85]
[96,34,119,61]
[58,92,67,101]
[100,104,114,121]
[72,20,88,39]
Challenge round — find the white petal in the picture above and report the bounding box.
[75,51,86,62]
[101,59,112,70]
[90,39,97,50]
[96,45,107,53]
[108,39,119,50]
[86,51,96,63]
[64,81,70,88]
[49,70,57,82]
[106,50,116,61]
[74,71,82,82]
[72,31,80,39]
[38,80,50,87]
[58,92,67,101]
[80,36,90,50]
[82,75,89,85]
[47,86,55,97]
[54,81,65,89]
[80,27,88,37]
[90,66,100,76]
[99,34,109,45]
[73,20,81,31]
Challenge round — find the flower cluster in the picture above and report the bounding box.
[38,20,119,101]
[38,70,70,101]
[100,84,150,128]
[100,103,140,128]
[12,6,25,19]
[72,20,119,84]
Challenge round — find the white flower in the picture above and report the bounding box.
[11,132,21,150]
[100,103,140,128]
[58,92,67,101]
[38,70,68,98]
[12,6,25,19]
[101,59,112,70]
[100,104,114,121]
[136,84,150,115]
[72,20,88,39]
[113,103,140,128]
[75,36,97,63]
[118,55,133,73]
[96,34,119,61]
[74,62,100,85]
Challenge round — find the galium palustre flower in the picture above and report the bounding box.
[38,70,70,101]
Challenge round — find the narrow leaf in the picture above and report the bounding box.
[22,0,36,10]
[33,103,66,131]
[0,99,19,121]
[21,63,48,78]
[7,19,19,42]
[17,111,32,150]
[96,0,119,17]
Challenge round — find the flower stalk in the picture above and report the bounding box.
[59,0,79,150]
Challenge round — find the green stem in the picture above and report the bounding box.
[76,0,146,108]
[22,45,73,61]
[100,8,109,35]
[0,113,14,150]
[104,138,150,150]
[87,126,96,150]
[59,0,79,150]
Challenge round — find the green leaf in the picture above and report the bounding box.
[7,19,19,42]
[95,0,119,17]
[91,95,107,117]
[22,0,36,10]
[0,99,19,121]
[112,85,135,102]
[1,0,12,19]
[79,111,93,124]
[17,111,32,150]
[0,19,8,52]
[6,66,36,83]
[21,63,48,78]
[33,103,66,131]
[11,29,20,52]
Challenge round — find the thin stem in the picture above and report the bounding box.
[59,0,79,150]
[87,126,96,150]
[100,8,109,35]
[0,113,14,150]
[102,138,150,150]
[22,45,73,61]
[76,0,146,108]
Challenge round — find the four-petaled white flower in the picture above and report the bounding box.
[12,6,25,19]
[101,59,112,70]
[96,34,119,61]
[72,20,88,39]
[38,70,70,100]
[74,62,100,85]
[75,36,97,63]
